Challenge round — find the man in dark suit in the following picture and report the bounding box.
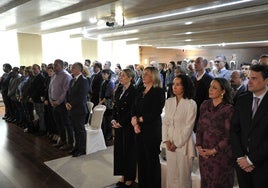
[230,70,248,105]
[89,62,103,107]
[28,64,46,135]
[0,63,12,120]
[66,62,89,157]
[231,64,268,188]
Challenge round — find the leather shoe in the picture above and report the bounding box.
[35,131,46,136]
[11,119,17,123]
[123,182,134,188]
[2,116,9,120]
[69,149,77,155]
[6,117,14,122]
[53,141,66,148]
[59,144,73,151]
[72,151,86,157]
[115,181,125,187]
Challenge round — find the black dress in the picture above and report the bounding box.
[132,86,165,188]
[113,84,136,181]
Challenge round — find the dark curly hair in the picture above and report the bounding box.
[173,74,195,99]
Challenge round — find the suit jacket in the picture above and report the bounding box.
[132,86,165,141]
[66,75,89,116]
[231,92,268,167]
[28,73,45,103]
[0,72,12,94]
[113,84,136,127]
[232,84,248,105]
[89,71,103,106]
[162,97,197,157]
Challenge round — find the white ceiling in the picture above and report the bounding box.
[0,0,268,49]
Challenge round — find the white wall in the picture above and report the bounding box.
[42,31,83,64]
[98,40,140,70]
[0,30,140,76]
[0,31,20,75]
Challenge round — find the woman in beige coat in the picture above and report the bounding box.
[162,74,197,188]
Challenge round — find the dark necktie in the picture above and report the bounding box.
[89,74,95,93]
[71,78,76,87]
[252,97,260,118]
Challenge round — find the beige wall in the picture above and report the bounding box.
[140,46,268,67]
[17,33,42,66]
[81,39,98,62]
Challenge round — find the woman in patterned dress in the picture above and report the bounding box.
[196,77,234,188]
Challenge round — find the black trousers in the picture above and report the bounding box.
[114,126,137,181]
[235,162,268,188]
[70,113,86,152]
[2,92,12,117]
[52,103,73,145]
[136,133,161,188]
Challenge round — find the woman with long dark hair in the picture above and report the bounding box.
[196,77,234,188]
[162,75,197,188]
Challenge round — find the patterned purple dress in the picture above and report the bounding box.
[196,99,234,188]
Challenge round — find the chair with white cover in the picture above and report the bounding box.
[87,101,94,115]
[86,101,94,123]
[85,104,107,154]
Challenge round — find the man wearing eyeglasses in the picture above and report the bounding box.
[214,55,232,80]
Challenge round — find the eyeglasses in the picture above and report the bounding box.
[214,61,221,63]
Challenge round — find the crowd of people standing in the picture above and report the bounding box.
[0,53,268,188]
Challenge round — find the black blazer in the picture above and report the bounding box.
[231,92,268,167]
[132,87,165,140]
[66,75,89,115]
[113,84,136,127]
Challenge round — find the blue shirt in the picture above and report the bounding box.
[216,67,231,80]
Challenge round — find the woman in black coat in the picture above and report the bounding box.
[112,68,136,187]
[131,66,165,188]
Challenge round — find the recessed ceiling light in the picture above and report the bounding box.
[185,21,193,25]
[185,32,192,35]
[185,39,192,42]
[89,17,97,24]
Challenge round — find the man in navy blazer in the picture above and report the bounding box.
[231,64,268,188]
[66,62,89,157]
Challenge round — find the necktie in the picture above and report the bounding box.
[71,78,76,87]
[89,74,95,93]
[231,88,237,98]
[252,97,260,118]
